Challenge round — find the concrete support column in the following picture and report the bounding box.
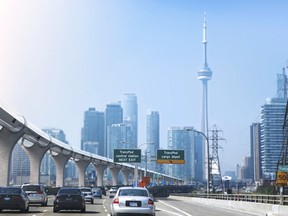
[95,164,107,187]
[22,143,50,184]
[121,169,131,186]
[0,128,24,186]
[74,160,91,187]
[51,154,71,187]
[139,170,144,181]
[109,166,121,186]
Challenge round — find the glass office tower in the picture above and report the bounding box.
[146,110,160,172]
[167,127,204,183]
[121,93,138,149]
[81,108,104,156]
[261,70,287,179]
[105,103,123,157]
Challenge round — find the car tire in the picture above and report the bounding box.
[91,199,94,204]
[81,207,86,213]
[53,208,59,213]
[20,207,26,213]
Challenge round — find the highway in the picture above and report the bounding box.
[0,193,259,216]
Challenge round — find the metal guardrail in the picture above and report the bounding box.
[191,193,288,205]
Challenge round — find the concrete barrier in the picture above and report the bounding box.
[170,196,288,216]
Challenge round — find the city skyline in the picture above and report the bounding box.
[1,1,288,173]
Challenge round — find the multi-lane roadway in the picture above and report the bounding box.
[0,193,258,216]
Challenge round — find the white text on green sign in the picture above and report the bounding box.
[114,149,141,163]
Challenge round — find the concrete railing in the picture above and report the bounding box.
[172,194,288,216]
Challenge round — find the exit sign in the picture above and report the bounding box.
[156,150,185,164]
[113,149,141,163]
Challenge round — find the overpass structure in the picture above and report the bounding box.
[0,100,182,187]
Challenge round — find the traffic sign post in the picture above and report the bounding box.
[113,149,141,163]
[156,150,185,164]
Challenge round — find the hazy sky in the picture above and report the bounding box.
[1,0,288,172]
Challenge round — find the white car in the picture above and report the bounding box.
[109,187,118,194]
[110,186,155,216]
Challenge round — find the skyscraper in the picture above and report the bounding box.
[167,127,204,183]
[105,103,123,157]
[146,110,160,172]
[107,123,132,160]
[197,15,212,136]
[261,69,287,179]
[121,93,138,149]
[250,123,262,182]
[81,108,105,156]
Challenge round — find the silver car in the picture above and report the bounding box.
[110,186,155,216]
[21,184,48,206]
[80,187,94,204]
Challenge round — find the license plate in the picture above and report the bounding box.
[66,198,72,201]
[129,202,137,207]
[4,197,10,201]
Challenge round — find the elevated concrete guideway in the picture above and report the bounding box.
[0,100,182,187]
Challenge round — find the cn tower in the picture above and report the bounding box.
[197,15,212,137]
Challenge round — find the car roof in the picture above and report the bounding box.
[118,186,147,190]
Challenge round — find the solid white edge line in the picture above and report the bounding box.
[158,200,193,216]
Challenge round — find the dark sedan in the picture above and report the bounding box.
[0,186,29,212]
[53,187,86,213]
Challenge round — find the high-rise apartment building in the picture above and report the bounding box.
[81,108,105,156]
[146,110,160,172]
[250,123,262,182]
[107,123,132,160]
[105,103,123,157]
[121,93,138,149]
[167,127,204,183]
[261,69,287,179]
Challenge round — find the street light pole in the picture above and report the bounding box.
[194,130,210,196]
[136,142,154,185]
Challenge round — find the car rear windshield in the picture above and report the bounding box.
[118,189,148,197]
[58,189,82,195]
[22,185,41,191]
[80,188,91,192]
[0,188,22,194]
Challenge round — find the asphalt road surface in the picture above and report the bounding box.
[0,194,259,216]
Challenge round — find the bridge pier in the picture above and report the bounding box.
[74,159,91,187]
[0,128,25,186]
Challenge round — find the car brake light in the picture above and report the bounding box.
[37,191,43,194]
[113,198,119,204]
[148,199,154,205]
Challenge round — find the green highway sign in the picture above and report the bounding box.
[156,150,185,164]
[279,165,288,172]
[113,149,141,163]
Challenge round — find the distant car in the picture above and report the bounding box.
[0,186,30,212]
[110,186,155,216]
[109,187,117,194]
[53,187,86,213]
[80,187,94,204]
[99,186,107,196]
[92,187,102,199]
[21,183,48,206]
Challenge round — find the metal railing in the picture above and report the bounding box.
[191,193,288,205]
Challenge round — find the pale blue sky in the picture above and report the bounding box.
[0,0,288,172]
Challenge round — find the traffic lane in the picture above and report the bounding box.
[0,196,108,216]
[156,196,258,216]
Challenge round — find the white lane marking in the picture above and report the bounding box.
[158,200,193,216]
